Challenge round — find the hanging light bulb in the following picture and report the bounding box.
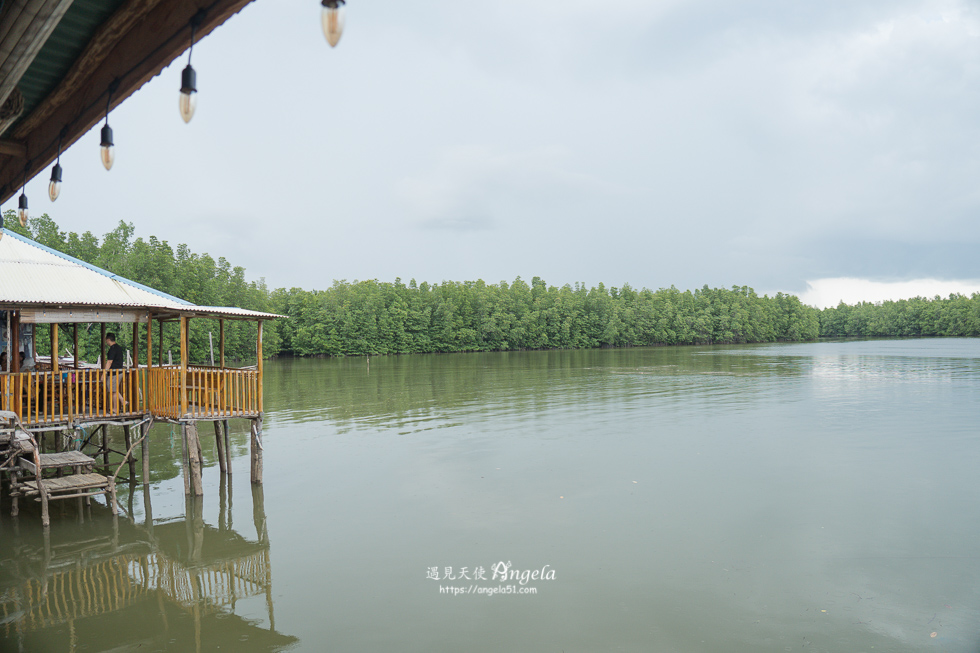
[48,163,62,202]
[321,0,346,47]
[179,16,200,123]
[100,82,117,170]
[179,64,197,123]
[100,123,114,170]
[49,131,65,201]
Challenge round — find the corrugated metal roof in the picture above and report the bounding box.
[0,229,190,309]
[0,229,281,320]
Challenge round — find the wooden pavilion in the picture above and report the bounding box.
[0,227,281,521]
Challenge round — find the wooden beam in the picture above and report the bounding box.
[0,0,258,203]
[72,322,78,369]
[0,139,26,158]
[0,0,75,108]
[20,308,148,324]
[100,322,105,366]
[219,319,225,368]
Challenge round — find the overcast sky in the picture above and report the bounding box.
[12,0,980,306]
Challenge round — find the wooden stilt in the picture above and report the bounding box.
[186,422,204,496]
[141,420,151,485]
[250,415,263,485]
[124,425,135,480]
[223,420,231,474]
[181,423,190,496]
[214,420,227,474]
[101,426,109,467]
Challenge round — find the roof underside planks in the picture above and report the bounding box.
[0,0,257,204]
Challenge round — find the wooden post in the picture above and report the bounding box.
[51,323,59,373]
[185,422,203,496]
[250,415,263,485]
[100,323,106,366]
[146,314,153,369]
[141,419,151,485]
[223,419,231,474]
[73,323,78,369]
[180,422,190,495]
[101,425,109,467]
[219,319,225,368]
[158,320,164,366]
[11,312,19,374]
[180,316,188,418]
[257,321,263,413]
[123,425,135,480]
[214,420,226,474]
[132,319,140,410]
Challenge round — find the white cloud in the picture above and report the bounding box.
[798,277,980,308]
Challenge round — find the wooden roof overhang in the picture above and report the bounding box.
[0,0,257,204]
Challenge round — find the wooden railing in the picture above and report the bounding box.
[0,369,146,426]
[148,366,260,420]
[0,366,260,426]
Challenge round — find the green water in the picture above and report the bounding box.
[2,339,979,652]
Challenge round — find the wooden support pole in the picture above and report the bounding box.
[257,320,263,413]
[100,323,106,366]
[101,424,109,467]
[124,425,135,480]
[180,422,190,495]
[73,323,78,369]
[51,323,59,373]
[250,414,263,485]
[223,419,231,474]
[11,312,20,374]
[141,419,151,485]
[214,420,226,474]
[180,316,188,417]
[146,314,153,369]
[158,320,164,366]
[132,319,140,409]
[185,422,204,496]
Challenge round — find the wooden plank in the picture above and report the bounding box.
[23,473,109,493]
[0,0,75,107]
[0,138,26,157]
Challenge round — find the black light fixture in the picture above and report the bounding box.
[180,12,205,123]
[321,0,346,47]
[100,81,118,171]
[49,130,64,201]
[17,170,28,227]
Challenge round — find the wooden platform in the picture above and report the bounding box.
[20,451,95,474]
[21,473,113,497]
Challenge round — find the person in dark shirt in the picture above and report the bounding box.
[103,333,128,409]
